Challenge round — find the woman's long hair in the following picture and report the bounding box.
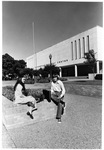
[14,77,26,92]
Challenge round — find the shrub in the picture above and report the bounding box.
[2,86,44,102]
[37,78,50,83]
[2,86,14,101]
[59,77,68,81]
[95,74,102,80]
[25,79,35,84]
[27,89,44,100]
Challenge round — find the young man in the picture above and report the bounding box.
[51,74,66,123]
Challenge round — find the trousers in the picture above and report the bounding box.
[51,96,64,119]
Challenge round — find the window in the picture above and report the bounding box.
[75,40,77,59]
[71,42,73,60]
[83,37,85,56]
[87,35,90,51]
[78,39,81,59]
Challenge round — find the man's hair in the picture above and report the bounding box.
[52,74,59,79]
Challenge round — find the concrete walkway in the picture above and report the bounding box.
[2,93,102,149]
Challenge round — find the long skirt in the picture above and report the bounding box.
[14,95,36,105]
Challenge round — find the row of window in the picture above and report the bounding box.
[71,35,89,60]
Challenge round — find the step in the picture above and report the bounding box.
[2,96,56,129]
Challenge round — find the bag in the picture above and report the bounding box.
[43,89,51,102]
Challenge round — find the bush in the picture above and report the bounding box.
[95,74,102,80]
[2,86,14,101]
[27,89,44,100]
[25,79,35,84]
[59,77,68,81]
[2,86,44,102]
[37,77,50,83]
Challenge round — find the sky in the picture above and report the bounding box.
[2,1,103,61]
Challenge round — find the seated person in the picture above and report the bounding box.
[14,75,37,119]
[51,74,66,123]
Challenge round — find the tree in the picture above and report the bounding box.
[13,60,26,77]
[2,53,15,79]
[84,49,97,73]
[2,53,26,79]
[20,68,34,78]
[43,64,60,77]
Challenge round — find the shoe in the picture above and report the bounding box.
[58,119,61,123]
[32,107,38,112]
[27,112,34,119]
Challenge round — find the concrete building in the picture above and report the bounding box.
[26,26,103,77]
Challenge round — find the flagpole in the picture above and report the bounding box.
[32,22,37,69]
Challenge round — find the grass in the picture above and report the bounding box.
[64,80,102,98]
[2,80,102,101]
[65,80,102,85]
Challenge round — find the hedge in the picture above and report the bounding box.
[2,86,44,102]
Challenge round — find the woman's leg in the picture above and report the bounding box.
[15,96,37,119]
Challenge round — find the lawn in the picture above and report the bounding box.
[66,80,102,85]
[64,80,102,98]
[2,79,102,101]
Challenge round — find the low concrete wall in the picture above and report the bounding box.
[64,83,102,98]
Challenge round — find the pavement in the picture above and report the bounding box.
[2,92,102,149]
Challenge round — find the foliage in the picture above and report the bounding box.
[84,49,97,73]
[2,54,60,81]
[2,86,15,101]
[59,77,68,81]
[25,78,35,84]
[95,74,102,80]
[43,64,60,76]
[37,77,50,83]
[2,86,44,101]
[32,64,60,79]
[20,68,34,78]
[2,53,26,80]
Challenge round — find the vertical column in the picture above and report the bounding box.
[71,42,73,60]
[78,39,81,59]
[87,35,90,52]
[75,65,78,77]
[73,41,75,60]
[85,36,88,53]
[83,37,85,54]
[97,61,100,74]
[59,67,62,77]
[80,38,83,58]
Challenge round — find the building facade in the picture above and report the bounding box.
[26,26,103,77]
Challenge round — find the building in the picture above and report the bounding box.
[26,26,103,77]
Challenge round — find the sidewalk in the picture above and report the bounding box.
[2,93,102,149]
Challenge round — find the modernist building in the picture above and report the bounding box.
[26,26,103,77]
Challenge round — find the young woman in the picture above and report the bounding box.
[14,76,37,119]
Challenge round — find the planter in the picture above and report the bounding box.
[88,73,95,80]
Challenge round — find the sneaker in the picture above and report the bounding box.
[32,107,38,112]
[27,112,34,119]
[58,119,61,123]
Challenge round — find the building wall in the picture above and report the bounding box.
[26,26,103,75]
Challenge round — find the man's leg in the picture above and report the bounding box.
[51,96,65,122]
[60,96,65,115]
[56,102,63,119]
